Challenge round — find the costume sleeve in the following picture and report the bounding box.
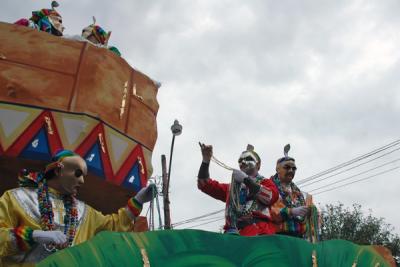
[197,178,229,202]
[270,198,307,235]
[198,162,210,179]
[257,179,279,206]
[278,208,307,235]
[0,191,35,257]
[89,198,142,234]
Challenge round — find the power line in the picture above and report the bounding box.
[174,216,226,228]
[313,166,400,195]
[186,217,225,229]
[309,160,400,192]
[171,209,224,228]
[301,147,400,187]
[297,139,400,185]
[307,158,400,192]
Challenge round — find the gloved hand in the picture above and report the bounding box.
[291,206,310,217]
[134,183,157,204]
[32,230,67,245]
[232,169,247,183]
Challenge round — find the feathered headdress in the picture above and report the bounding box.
[82,16,112,45]
[277,143,295,164]
[238,144,261,164]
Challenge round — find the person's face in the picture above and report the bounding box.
[238,152,260,176]
[82,27,100,44]
[55,156,87,196]
[277,160,297,184]
[49,15,65,35]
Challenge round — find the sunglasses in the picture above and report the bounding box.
[74,169,84,178]
[283,165,297,171]
[238,156,256,164]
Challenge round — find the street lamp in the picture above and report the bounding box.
[163,119,182,229]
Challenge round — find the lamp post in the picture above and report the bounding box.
[162,119,182,229]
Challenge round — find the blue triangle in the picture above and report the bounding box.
[84,142,105,178]
[20,128,52,161]
[121,161,142,192]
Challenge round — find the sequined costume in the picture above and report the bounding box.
[269,174,307,237]
[198,164,279,236]
[0,187,141,266]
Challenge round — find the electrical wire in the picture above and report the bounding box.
[185,217,225,229]
[174,216,226,229]
[313,166,400,195]
[301,147,400,187]
[297,139,400,185]
[171,209,225,227]
[307,158,400,192]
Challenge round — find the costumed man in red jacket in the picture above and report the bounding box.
[197,143,279,236]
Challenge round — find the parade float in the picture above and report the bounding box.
[0,21,158,217]
[0,8,396,267]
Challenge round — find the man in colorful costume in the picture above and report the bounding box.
[81,17,121,56]
[0,150,155,266]
[270,144,311,238]
[14,1,65,37]
[197,143,279,236]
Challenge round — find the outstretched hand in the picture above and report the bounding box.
[199,142,213,163]
[291,206,310,218]
[134,183,157,204]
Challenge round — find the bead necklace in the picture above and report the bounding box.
[272,174,305,208]
[37,179,78,248]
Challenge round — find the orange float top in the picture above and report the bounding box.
[0,22,160,213]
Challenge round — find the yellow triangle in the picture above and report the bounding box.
[104,125,136,174]
[0,103,42,150]
[142,147,153,179]
[52,112,97,150]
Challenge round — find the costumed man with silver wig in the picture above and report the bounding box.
[14,1,65,36]
[269,144,311,238]
[0,150,156,266]
[197,143,279,236]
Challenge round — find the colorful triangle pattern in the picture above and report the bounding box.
[121,161,142,192]
[19,127,52,161]
[0,103,41,150]
[52,112,97,151]
[84,142,105,178]
[104,127,136,175]
[0,102,151,191]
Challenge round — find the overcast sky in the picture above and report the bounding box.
[2,0,399,233]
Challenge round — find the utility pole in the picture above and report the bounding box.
[162,120,182,230]
[161,154,171,229]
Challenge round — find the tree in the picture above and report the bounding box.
[320,203,399,266]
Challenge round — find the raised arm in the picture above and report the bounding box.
[197,143,229,202]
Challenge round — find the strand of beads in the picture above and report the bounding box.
[63,195,78,246]
[37,178,78,248]
[37,179,54,230]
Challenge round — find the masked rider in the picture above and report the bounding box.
[197,143,278,236]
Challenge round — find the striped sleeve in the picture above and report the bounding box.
[12,226,35,252]
[257,179,279,206]
[257,187,273,205]
[126,197,143,219]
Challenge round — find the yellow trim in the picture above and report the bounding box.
[104,126,136,174]
[0,103,41,150]
[52,112,97,150]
